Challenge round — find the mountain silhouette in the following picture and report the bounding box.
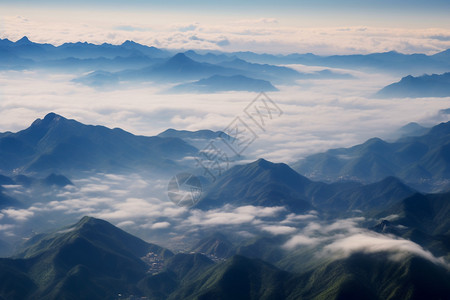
[169,74,278,93]
[0,113,197,174]
[376,72,450,98]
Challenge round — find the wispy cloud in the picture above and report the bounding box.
[283,216,449,268]
[184,205,285,226]
[1,208,34,221]
[150,221,171,229]
[323,233,449,267]
[262,225,297,235]
[284,234,323,247]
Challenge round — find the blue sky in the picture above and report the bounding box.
[3,0,450,25]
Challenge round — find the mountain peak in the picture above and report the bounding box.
[0,38,13,46]
[399,122,426,133]
[72,216,124,235]
[240,158,304,180]
[44,112,63,122]
[30,112,66,128]
[168,52,195,64]
[428,121,450,136]
[44,173,73,187]
[254,158,272,168]
[75,216,104,228]
[121,40,138,46]
[15,36,32,45]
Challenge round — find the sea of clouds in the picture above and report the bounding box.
[0,31,449,267]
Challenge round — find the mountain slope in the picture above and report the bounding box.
[169,253,450,300]
[373,191,450,258]
[197,158,314,213]
[165,253,215,280]
[325,176,416,212]
[190,232,235,259]
[290,253,450,300]
[376,192,450,236]
[17,216,172,259]
[168,255,291,300]
[1,216,173,300]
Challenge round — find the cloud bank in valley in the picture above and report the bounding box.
[0,69,449,165]
[283,217,450,269]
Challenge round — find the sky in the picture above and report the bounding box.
[1,0,450,54]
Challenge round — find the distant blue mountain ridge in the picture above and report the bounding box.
[3,36,448,92]
[376,72,450,98]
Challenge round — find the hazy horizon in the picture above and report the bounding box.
[2,0,450,55]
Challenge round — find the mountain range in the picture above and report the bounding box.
[1,37,304,92]
[376,72,450,98]
[293,121,450,192]
[0,112,449,298]
[157,128,229,141]
[1,114,448,213]
[1,216,448,300]
[0,112,197,174]
[4,37,450,94]
[231,49,450,75]
[197,158,416,215]
[185,47,450,75]
[2,113,441,216]
[72,52,295,91]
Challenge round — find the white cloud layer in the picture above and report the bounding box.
[0,69,449,165]
[262,225,297,235]
[283,217,449,269]
[2,14,450,55]
[324,233,449,267]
